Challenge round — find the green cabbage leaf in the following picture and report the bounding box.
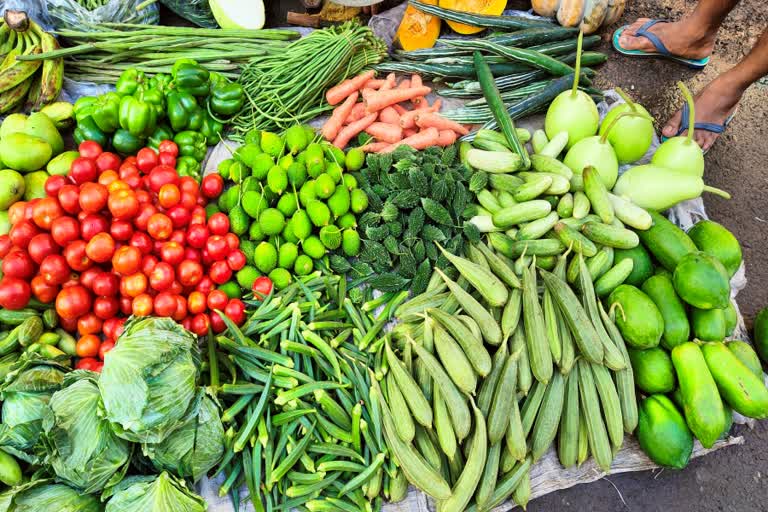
[103,472,206,512]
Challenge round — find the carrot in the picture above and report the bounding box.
[326,70,375,106]
[380,127,440,153]
[361,142,391,153]
[417,98,441,112]
[411,74,426,106]
[414,112,469,136]
[364,86,432,113]
[380,73,396,91]
[403,128,418,138]
[365,122,403,144]
[346,103,367,124]
[399,110,419,129]
[397,79,411,89]
[393,104,409,116]
[333,113,377,149]
[363,79,386,90]
[361,88,376,99]
[437,129,458,146]
[321,91,359,141]
[378,106,401,125]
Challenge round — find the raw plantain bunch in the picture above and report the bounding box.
[0,10,63,114]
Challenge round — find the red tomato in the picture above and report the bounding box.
[80,214,109,242]
[169,280,183,295]
[45,175,67,197]
[79,267,102,291]
[95,152,121,172]
[134,204,158,231]
[147,213,173,240]
[2,250,35,280]
[94,296,119,320]
[140,254,159,275]
[7,202,27,225]
[136,148,159,173]
[206,235,229,261]
[190,313,210,336]
[225,298,247,326]
[0,277,31,310]
[58,315,78,332]
[184,247,201,263]
[135,189,151,205]
[179,191,197,210]
[30,275,58,303]
[207,289,229,312]
[201,174,224,199]
[108,189,140,220]
[70,157,98,184]
[224,233,240,251]
[98,339,115,360]
[120,273,147,298]
[76,334,101,358]
[175,259,201,287]
[209,260,232,285]
[9,220,39,249]
[150,262,175,291]
[169,229,186,245]
[77,313,102,335]
[160,241,185,266]
[57,185,81,215]
[153,292,177,317]
[85,233,116,263]
[107,179,130,194]
[167,205,191,228]
[78,141,103,159]
[0,235,10,259]
[92,272,119,296]
[50,216,79,247]
[98,170,119,187]
[32,197,64,230]
[173,295,188,321]
[186,224,209,249]
[210,311,225,333]
[112,245,142,275]
[56,285,92,320]
[27,233,58,264]
[196,276,214,294]
[124,173,142,190]
[189,206,207,226]
[158,140,179,157]
[178,176,198,194]
[208,213,230,236]
[119,296,133,315]
[129,231,153,255]
[24,200,38,221]
[147,165,179,193]
[79,183,109,214]
[187,291,206,315]
[110,219,134,241]
[39,254,69,285]
[252,276,273,298]
[102,317,123,340]
[158,153,176,168]
[76,357,100,371]
[132,293,153,316]
[227,250,247,271]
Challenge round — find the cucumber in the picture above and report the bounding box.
[614,245,653,287]
[701,341,768,419]
[672,252,730,310]
[671,342,725,448]
[0,308,39,325]
[607,285,664,349]
[636,395,693,469]
[627,347,676,394]
[466,149,522,173]
[691,307,726,342]
[581,222,639,250]
[637,210,697,270]
[687,220,742,277]
[641,274,690,350]
[411,0,553,30]
[493,200,552,228]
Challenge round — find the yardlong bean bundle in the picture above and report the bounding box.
[230,22,387,137]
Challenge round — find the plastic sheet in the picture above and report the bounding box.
[43,0,158,31]
[159,0,217,29]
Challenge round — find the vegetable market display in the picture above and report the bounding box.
[0,3,766,512]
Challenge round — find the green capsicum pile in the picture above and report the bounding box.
[73,59,244,180]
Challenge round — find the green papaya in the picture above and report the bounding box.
[726,340,762,379]
[614,245,654,287]
[637,395,693,469]
[687,220,742,277]
[628,347,676,394]
[637,210,697,271]
[641,274,689,350]
[755,308,768,364]
[701,341,768,419]
[691,307,726,342]
[607,284,664,349]
[672,251,730,310]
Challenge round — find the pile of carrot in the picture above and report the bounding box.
[322,70,469,153]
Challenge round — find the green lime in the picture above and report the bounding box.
[259,208,285,236]
[218,184,239,213]
[244,129,260,145]
[299,180,317,207]
[278,154,294,170]
[228,204,250,235]
[337,212,357,229]
[260,131,283,157]
[241,176,260,192]
[302,235,326,260]
[342,229,361,256]
[303,125,316,145]
[229,161,247,182]
[242,190,266,219]
[350,188,369,214]
[327,186,350,218]
[234,143,263,168]
[314,173,336,199]
[269,268,292,290]
[286,162,308,188]
[326,162,343,184]
[218,158,233,179]
[278,242,299,269]
[319,225,342,250]
[205,203,220,218]
[251,153,274,180]
[236,265,260,290]
[240,240,256,265]
[305,143,325,178]
[306,200,331,227]
[277,193,299,217]
[285,125,308,154]
[294,254,314,276]
[219,281,242,299]
[345,148,364,171]
[267,165,288,195]
[291,210,312,240]
[343,173,358,190]
[282,218,299,244]
[295,151,306,165]
[249,221,265,242]
[254,242,278,274]
[324,144,346,168]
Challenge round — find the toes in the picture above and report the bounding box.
[619,33,652,51]
[662,110,683,138]
[624,18,651,36]
[697,131,717,152]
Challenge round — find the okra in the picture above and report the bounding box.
[435,269,502,346]
[429,308,491,377]
[385,371,415,442]
[474,241,523,289]
[437,243,509,307]
[385,342,433,428]
[433,387,458,461]
[433,322,477,394]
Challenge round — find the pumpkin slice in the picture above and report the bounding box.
[438,0,507,35]
[396,1,442,51]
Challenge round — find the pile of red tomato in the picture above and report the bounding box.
[0,140,248,370]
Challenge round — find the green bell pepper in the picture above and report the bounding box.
[174,130,207,162]
[201,113,223,142]
[91,92,121,133]
[119,95,157,138]
[74,117,108,148]
[176,156,201,178]
[173,62,210,97]
[73,96,97,123]
[166,91,199,132]
[148,73,172,94]
[112,129,145,155]
[140,88,165,120]
[115,69,145,97]
[187,107,205,132]
[148,124,174,151]
[209,81,244,117]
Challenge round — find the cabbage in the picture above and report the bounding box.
[0,359,68,463]
[103,472,206,512]
[43,371,131,494]
[0,480,102,512]
[98,317,199,444]
[144,388,224,482]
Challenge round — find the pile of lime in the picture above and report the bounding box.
[213,125,368,290]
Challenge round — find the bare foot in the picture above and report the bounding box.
[619,18,716,60]
[662,76,743,151]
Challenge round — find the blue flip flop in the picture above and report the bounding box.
[613,20,710,69]
[661,102,736,153]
